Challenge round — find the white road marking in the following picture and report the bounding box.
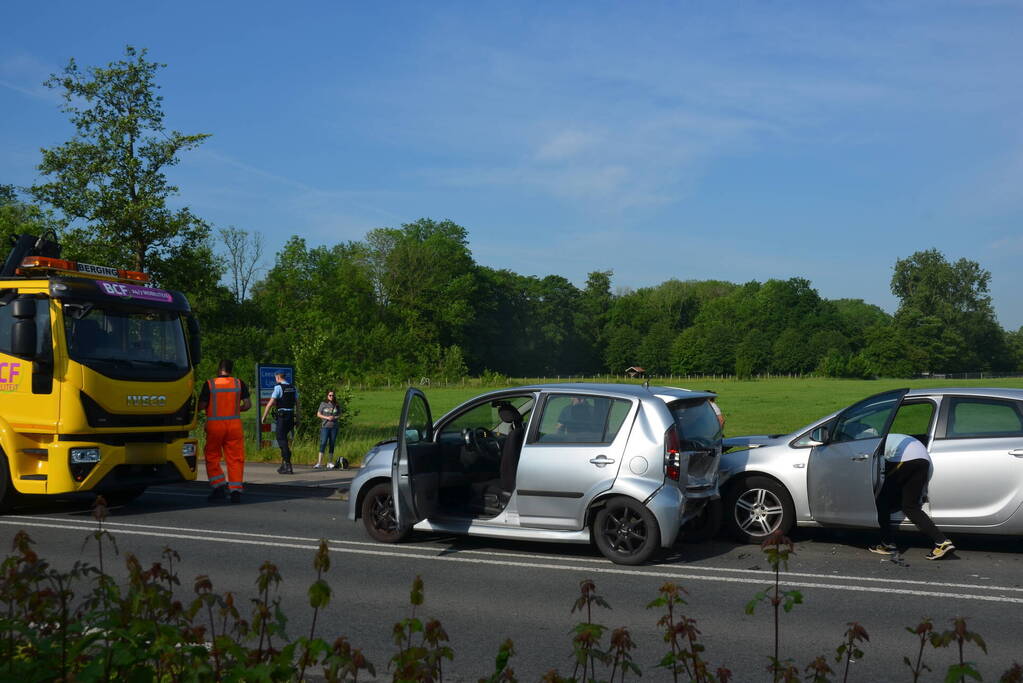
[2,517,1021,605]
[9,515,1023,594]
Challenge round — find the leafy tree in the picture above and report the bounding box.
[376,218,477,354]
[734,329,771,379]
[1007,327,1023,372]
[890,249,1010,372]
[577,270,614,372]
[771,327,816,375]
[0,185,63,243]
[604,325,642,375]
[892,249,992,321]
[29,46,217,293]
[859,322,915,378]
[254,236,381,378]
[466,267,535,376]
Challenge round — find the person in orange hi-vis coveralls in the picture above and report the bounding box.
[198,359,252,503]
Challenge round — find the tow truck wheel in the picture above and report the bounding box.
[103,487,147,506]
[0,454,20,513]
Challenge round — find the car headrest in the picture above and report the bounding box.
[497,404,521,425]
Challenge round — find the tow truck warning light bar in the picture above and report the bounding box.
[17,256,150,283]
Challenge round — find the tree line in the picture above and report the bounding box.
[2,46,1022,391]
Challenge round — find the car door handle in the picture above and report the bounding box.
[589,455,616,467]
[1010,449,1023,457]
[850,454,870,461]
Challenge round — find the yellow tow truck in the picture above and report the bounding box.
[0,233,201,510]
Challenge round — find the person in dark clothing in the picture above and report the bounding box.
[261,371,298,474]
[869,433,955,560]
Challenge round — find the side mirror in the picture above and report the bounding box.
[11,296,36,319]
[405,428,421,444]
[806,425,829,447]
[186,315,202,367]
[11,319,37,358]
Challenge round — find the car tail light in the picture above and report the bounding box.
[664,426,682,481]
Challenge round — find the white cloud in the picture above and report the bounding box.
[0,54,61,102]
[534,129,602,162]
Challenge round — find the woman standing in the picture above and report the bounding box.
[313,389,341,470]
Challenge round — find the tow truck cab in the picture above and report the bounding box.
[0,233,201,508]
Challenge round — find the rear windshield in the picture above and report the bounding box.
[670,399,721,449]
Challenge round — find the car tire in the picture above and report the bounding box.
[361,482,409,543]
[724,476,795,544]
[681,499,723,543]
[592,497,661,565]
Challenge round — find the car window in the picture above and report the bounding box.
[535,394,631,444]
[439,396,533,441]
[888,401,935,439]
[831,392,903,443]
[792,428,821,448]
[404,393,431,444]
[670,399,721,449]
[947,398,1023,438]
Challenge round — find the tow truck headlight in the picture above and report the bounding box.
[182,442,197,470]
[68,447,100,483]
[70,447,100,464]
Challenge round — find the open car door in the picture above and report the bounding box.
[392,387,439,532]
[807,388,910,527]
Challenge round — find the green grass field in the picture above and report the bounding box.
[242,376,1023,465]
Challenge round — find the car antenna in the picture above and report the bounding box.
[643,379,650,389]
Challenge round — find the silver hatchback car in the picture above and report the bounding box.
[719,387,1023,542]
[348,384,722,564]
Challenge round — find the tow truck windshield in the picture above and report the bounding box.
[63,303,190,381]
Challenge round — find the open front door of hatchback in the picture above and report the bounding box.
[807,388,909,528]
[392,387,439,532]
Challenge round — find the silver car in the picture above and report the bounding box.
[719,387,1023,542]
[348,384,722,564]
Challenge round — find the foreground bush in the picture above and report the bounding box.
[1,500,1021,681]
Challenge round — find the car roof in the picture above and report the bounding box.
[512,382,714,402]
[906,387,1023,400]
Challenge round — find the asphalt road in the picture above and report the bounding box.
[2,481,1022,681]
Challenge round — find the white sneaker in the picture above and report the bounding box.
[326,463,335,470]
[312,464,322,470]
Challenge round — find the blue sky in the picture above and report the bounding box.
[2,1,1021,329]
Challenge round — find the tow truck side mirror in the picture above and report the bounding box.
[186,315,202,367]
[11,321,37,358]
[10,296,37,358]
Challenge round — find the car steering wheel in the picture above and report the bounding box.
[462,427,490,451]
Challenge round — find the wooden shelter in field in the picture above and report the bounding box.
[625,366,646,378]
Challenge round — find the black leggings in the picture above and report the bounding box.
[876,459,947,545]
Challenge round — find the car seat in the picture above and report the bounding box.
[472,404,525,515]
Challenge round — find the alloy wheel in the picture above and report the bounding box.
[734,487,785,537]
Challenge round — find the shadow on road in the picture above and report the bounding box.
[2,481,351,519]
